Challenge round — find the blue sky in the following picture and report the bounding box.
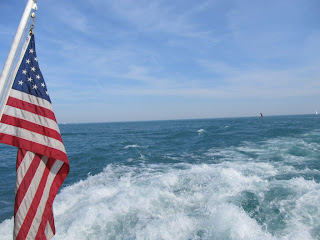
[0,0,320,123]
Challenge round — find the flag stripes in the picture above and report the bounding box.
[4,90,59,131]
[14,150,64,239]
[45,220,54,239]
[2,106,60,135]
[0,34,69,239]
[7,96,57,121]
[0,134,67,164]
[0,123,66,153]
[29,160,63,239]
[1,115,63,142]
[16,151,35,190]
[14,151,49,239]
[10,89,53,111]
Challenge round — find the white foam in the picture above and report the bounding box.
[1,157,319,239]
[0,218,13,240]
[197,129,206,135]
[49,163,275,239]
[204,204,275,240]
[124,144,141,149]
[237,146,266,153]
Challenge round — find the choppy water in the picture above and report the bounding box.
[1,115,320,239]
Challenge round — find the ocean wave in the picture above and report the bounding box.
[1,120,320,239]
[1,161,319,240]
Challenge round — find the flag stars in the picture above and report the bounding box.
[31,67,36,72]
[29,49,34,54]
[22,69,27,75]
[28,77,33,82]
[18,80,24,85]
[46,91,49,95]
[36,75,41,80]
[26,59,31,64]
[34,57,38,62]
[32,84,38,90]
[41,82,45,88]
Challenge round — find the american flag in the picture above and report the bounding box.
[0,34,69,239]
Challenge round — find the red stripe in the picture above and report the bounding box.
[15,157,54,239]
[48,211,55,236]
[7,97,56,122]
[16,147,26,171]
[14,150,42,216]
[1,114,63,142]
[35,200,53,240]
[0,134,68,163]
[36,161,69,239]
[36,210,55,239]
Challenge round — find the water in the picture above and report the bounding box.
[0,115,320,239]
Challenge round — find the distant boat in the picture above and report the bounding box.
[260,113,263,117]
[316,110,318,115]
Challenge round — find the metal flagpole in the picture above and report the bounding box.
[0,32,32,121]
[0,0,37,103]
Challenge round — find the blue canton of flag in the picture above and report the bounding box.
[12,35,51,103]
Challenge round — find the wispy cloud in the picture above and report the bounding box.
[85,0,222,43]
[197,58,320,97]
[56,8,89,33]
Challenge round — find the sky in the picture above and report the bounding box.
[0,0,319,123]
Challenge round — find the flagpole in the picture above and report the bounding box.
[0,34,32,121]
[0,0,37,101]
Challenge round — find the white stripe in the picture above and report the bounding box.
[45,220,54,240]
[10,89,53,111]
[14,156,49,239]
[15,151,35,193]
[27,160,63,240]
[3,105,60,133]
[0,123,66,154]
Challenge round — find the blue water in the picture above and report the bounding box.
[1,115,320,239]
